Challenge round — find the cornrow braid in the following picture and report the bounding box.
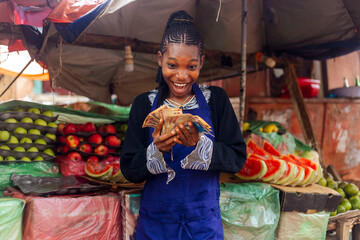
[156,10,204,107]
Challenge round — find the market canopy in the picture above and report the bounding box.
[1,0,360,105]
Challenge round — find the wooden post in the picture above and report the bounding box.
[284,61,327,173]
[239,0,248,130]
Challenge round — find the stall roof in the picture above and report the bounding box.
[1,0,360,105]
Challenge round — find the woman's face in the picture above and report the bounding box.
[158,43,205,100]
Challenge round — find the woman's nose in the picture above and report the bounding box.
[176,70,188,79]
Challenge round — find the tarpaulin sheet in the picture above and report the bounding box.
[22,193,121,240]
[0,198,25,240]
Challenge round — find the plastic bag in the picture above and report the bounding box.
[22,193,121,240]
[0,162,60,191]
[0,198,25,240]
[220,182,281,240]
[56,156,87,177]
[275,211,330,240]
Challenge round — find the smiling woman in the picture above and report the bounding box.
[121,10,247,240]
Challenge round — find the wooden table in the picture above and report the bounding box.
[327,210,360,240]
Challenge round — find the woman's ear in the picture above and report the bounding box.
[157,51,163,67]
[199,55,205,69]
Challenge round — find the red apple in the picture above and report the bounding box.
[67,152,82,161]
[96,124,107,132]
[82,122,96,132]
[104,135,121,147]
[104,124,117,134]
[107,148,116,153]
[63,123,77,135]
[87,156,99,162]
[87,133,102,144]
[75,124,84,132]
[79,143,92,153]
[62,145,70,153]
[94,144,108,156]
[57,123,66,133]
[66,135,80,148]
[59,135,67,144]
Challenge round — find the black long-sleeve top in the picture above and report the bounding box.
[121,86,247,183]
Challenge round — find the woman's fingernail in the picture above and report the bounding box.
[171,130,175,135]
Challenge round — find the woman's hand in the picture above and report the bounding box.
[174,122,200,147]
[152,118,178,152]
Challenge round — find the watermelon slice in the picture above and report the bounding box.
[263,141,281,157]
[235,157,268,180]
[109,163,126,183]
[275,161,298,185]
[297,156,323,183]
[247,139,270,157]
[85,159,113,181]
[261,158,286,183]
[288,154,320,186]
[288,165,305,186]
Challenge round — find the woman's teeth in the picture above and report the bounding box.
[174,82,186,87]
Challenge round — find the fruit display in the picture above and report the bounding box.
[235,139,322,186]
[56,121,128,183]
[317,173,360,216]
[0,108,58,162]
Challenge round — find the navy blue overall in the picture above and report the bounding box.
[135,83,223,240]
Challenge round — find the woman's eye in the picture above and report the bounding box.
[189,65,198,70]
[167,63,176,68]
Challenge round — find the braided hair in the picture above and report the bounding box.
[156,10,204,107]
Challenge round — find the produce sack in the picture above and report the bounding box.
[220,182,280,240]
[0,198,25,240]
[119,189,142,240]
[275,211,330,240]
[0,162,60,191]
[22,193,121,240]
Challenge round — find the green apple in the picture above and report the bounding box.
[42,110,53,117]
[5,118,17,123]
[20,137,32,144]
[13,146,26,152]
[5,156,16,161]
[0,145,10,150]
[33,156,44,161]
[14,127,27,134]
[21,117,33,124]
[43,148,55,156]
[13,107,25,112]
[28,129,41,135]
[34,139,47,145]
[28,108,41,114]
[7,135,19,144]
[27,147,38,152]
[34,119,47,126]
[20,156,31,162]
[0,156,3,161]
[0,130,10,141]
[45,133,56,141]
[47,122,58,128]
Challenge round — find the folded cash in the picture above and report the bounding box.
[142,105,212,136]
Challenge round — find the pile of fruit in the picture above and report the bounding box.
[317,173,360,216]
[243,122,281,134]
[235,139,322,186]
[0,107,57,162]
[56,121,128,183]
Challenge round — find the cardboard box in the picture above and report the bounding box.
[119,189,142,240]
[270,184,341,213]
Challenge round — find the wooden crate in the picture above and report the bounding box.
[326,210,360,240]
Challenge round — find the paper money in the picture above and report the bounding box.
[142,105,212,136]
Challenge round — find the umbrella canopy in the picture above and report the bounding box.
[1,0,360,104]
